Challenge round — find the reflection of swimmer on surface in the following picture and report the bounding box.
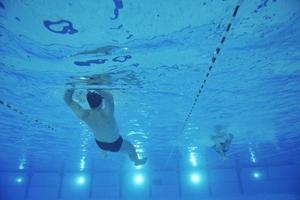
[69,71,142,90]
[75,74,113,86]
[64,88,147,166]
[210,125,234,160]
[67,74,113,103]
[72,45,121,56]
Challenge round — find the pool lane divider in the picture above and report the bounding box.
[163,0,244,168]
[183,0,243,128]
[0,99,56,132]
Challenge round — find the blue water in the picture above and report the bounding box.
[0,0,300,199]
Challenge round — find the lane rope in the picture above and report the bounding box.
[163,0,244,168]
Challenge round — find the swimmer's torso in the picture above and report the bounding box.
[84,109,120,142]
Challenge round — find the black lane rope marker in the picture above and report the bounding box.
[163,0,244,168]
[0,99,56,131]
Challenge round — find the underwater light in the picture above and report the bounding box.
[253,172,261,179]
[134,174,144,185]
[190,173,201,184]
[16,177,23,183]
[77,176,86,185]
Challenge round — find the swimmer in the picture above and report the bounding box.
[210,125,234,160]
[211,134,234,160]
[64,88,147,166]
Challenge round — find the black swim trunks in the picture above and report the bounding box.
[95,137,123,152]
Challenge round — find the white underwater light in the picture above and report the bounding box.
[77,176,86,185]
[190,173,201,184]
[16,177,23,183]
[253,172,261,179]
[134,174,144,185]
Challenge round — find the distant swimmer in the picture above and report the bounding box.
[72,45,120,56]
[64,88,147,166]
[210,125,234,160]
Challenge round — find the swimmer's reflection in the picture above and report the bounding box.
[72,45,120,57]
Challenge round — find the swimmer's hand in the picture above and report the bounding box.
[64,88,75,105]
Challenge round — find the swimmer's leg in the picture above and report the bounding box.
[224,134,234,150]
[214,144,227,160]
[120,139,147,166]
[219,134,234,160]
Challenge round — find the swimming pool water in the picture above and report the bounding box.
[0,0,300,199]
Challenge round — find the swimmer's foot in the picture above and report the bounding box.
[135,158,147,166]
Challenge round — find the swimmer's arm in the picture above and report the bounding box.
[95,90,114,114]
[64,89,89,120]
